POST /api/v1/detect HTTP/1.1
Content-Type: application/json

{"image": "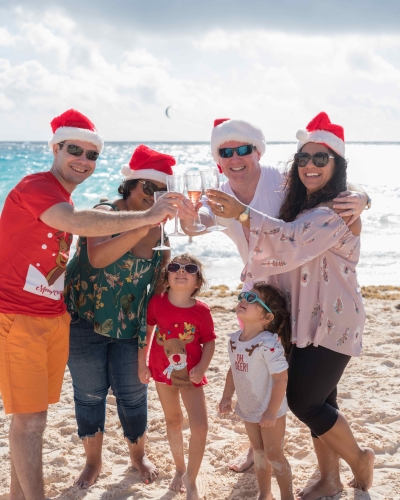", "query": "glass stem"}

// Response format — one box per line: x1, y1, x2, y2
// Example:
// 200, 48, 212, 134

174, 215, 179, 232
160, 223, 165, 246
